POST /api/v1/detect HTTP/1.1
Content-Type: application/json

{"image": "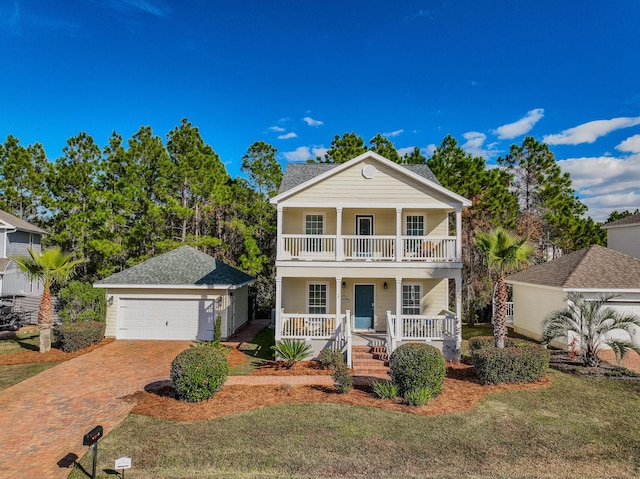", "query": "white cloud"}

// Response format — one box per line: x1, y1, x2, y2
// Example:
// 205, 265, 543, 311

461, 132, 498, 159
557, 154, 640, 221
269, 126, 285, 132
493, 109, 544, 140
425, 144, 437, 156
277, 132, 297, 140
383, 129, 404, 138
303, 117, 323, 127
543, 116, 640, 145
616, 134, 640, 153
103, 0, 171, 17
312, 147, 328, 158
283, 146, 312, 162
397, 147, 415, 157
